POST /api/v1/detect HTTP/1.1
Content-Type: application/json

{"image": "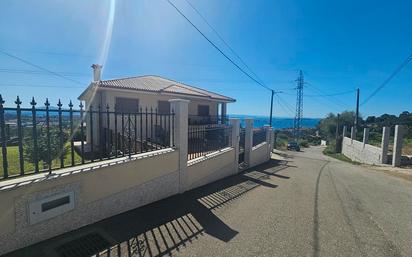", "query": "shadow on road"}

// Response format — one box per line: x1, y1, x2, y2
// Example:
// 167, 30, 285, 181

6, 159, 292, 257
